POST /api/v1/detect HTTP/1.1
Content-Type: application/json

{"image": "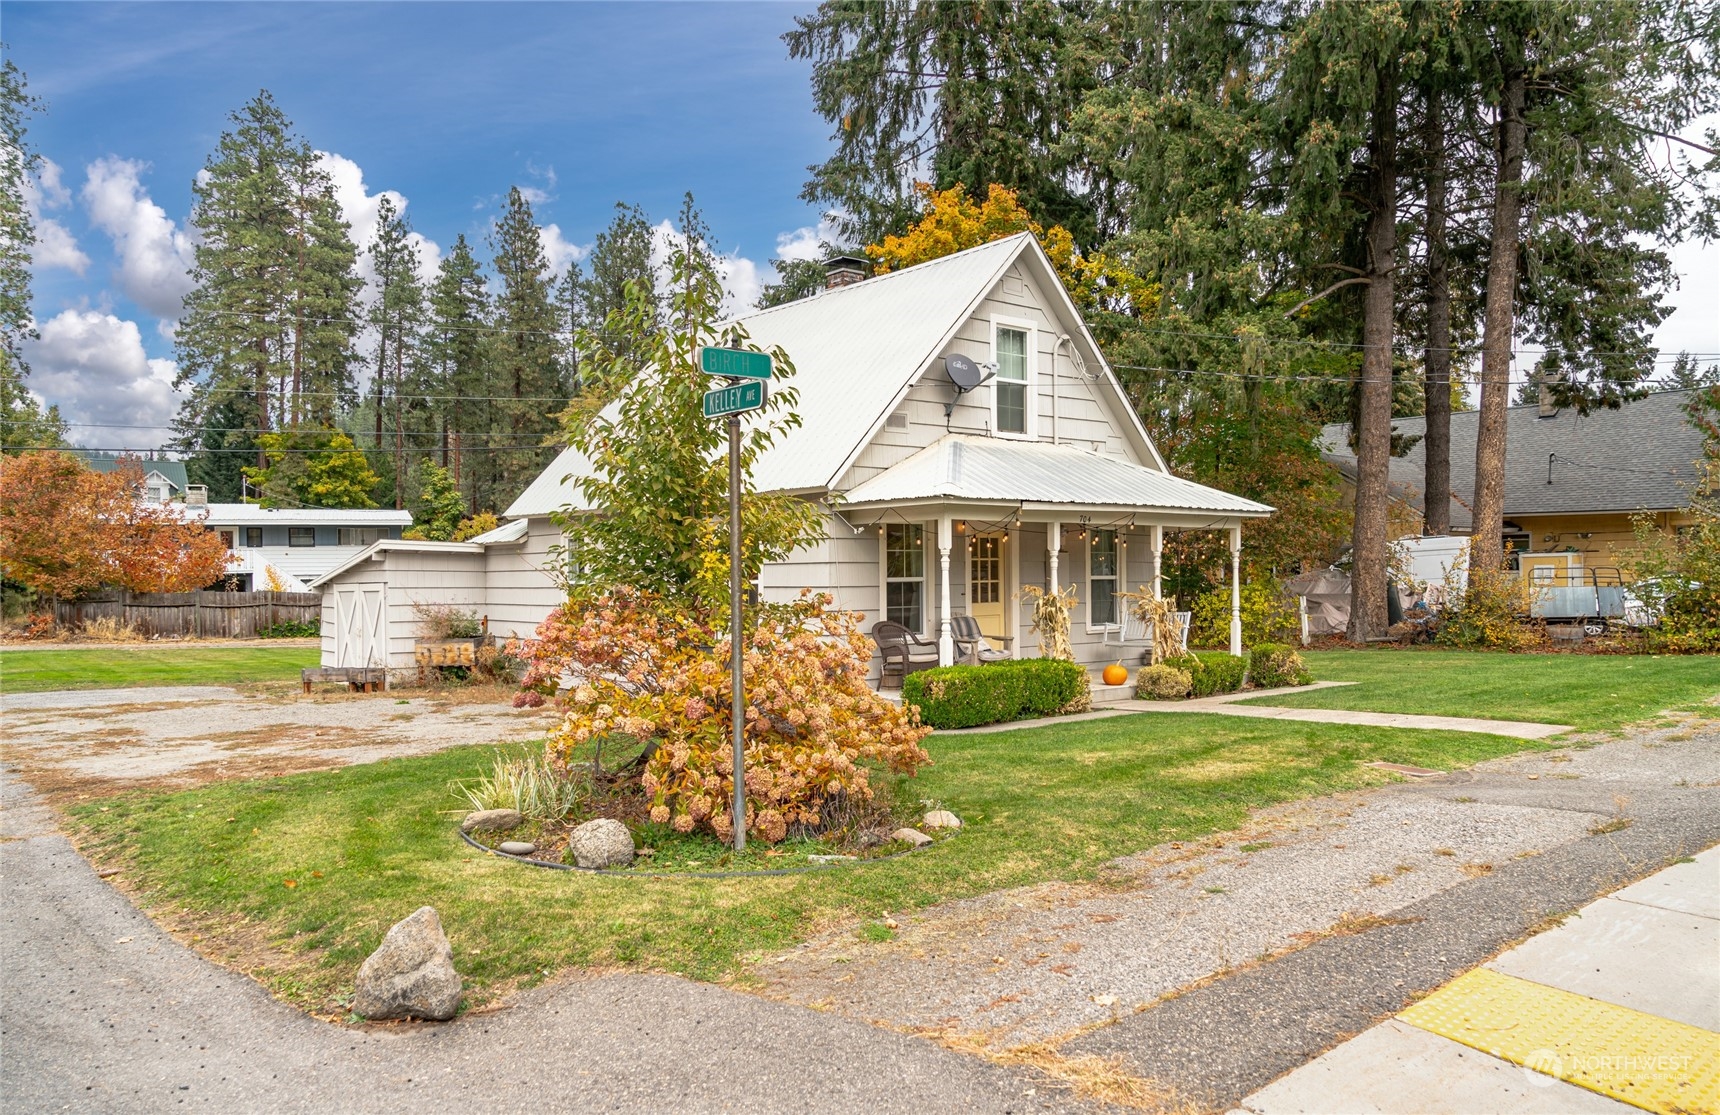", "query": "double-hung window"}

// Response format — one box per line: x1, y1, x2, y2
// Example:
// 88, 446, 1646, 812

1090, 529, 1119, 626
288, 527, 316, 548
884, 524, 926, 633
245, 527, 263, 548
994, 321, 1030, 435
